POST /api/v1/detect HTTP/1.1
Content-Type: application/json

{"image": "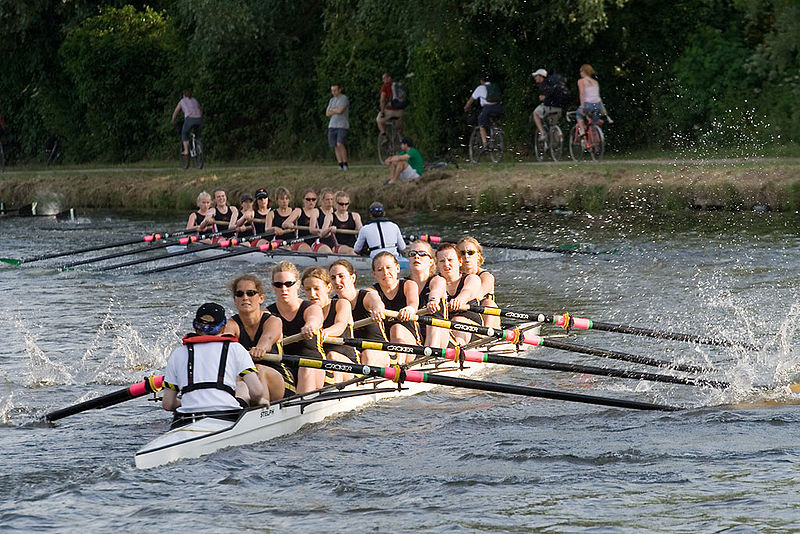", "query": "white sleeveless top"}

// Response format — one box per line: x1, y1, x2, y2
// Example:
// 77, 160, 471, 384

583, 84, 601, 103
